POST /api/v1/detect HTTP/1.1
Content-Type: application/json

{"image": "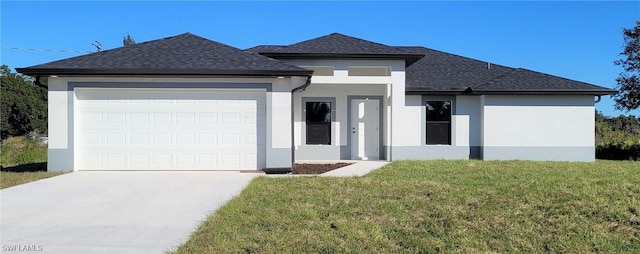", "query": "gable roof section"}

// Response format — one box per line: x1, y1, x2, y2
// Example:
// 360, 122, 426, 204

247, 33, 424, 64
17, 33, 312, 77
401, 46, 616, 95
